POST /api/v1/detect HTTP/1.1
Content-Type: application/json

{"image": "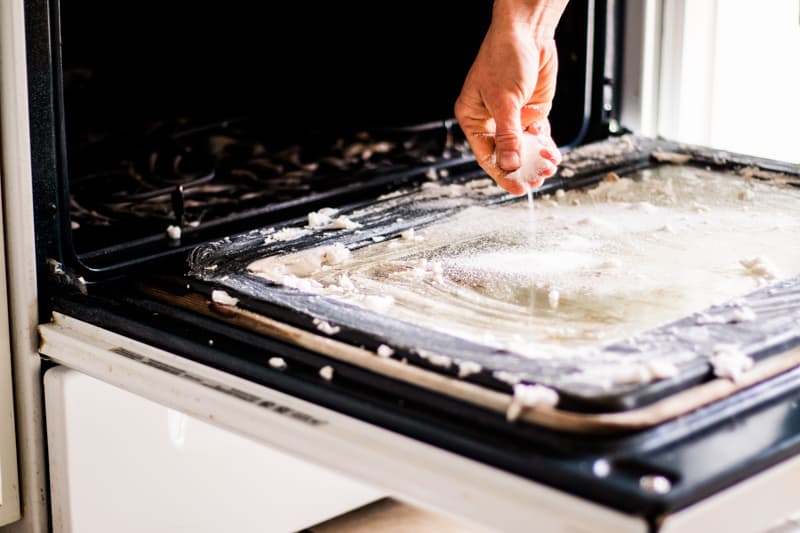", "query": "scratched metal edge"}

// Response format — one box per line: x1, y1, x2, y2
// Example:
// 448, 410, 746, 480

184, 135, 800, 413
